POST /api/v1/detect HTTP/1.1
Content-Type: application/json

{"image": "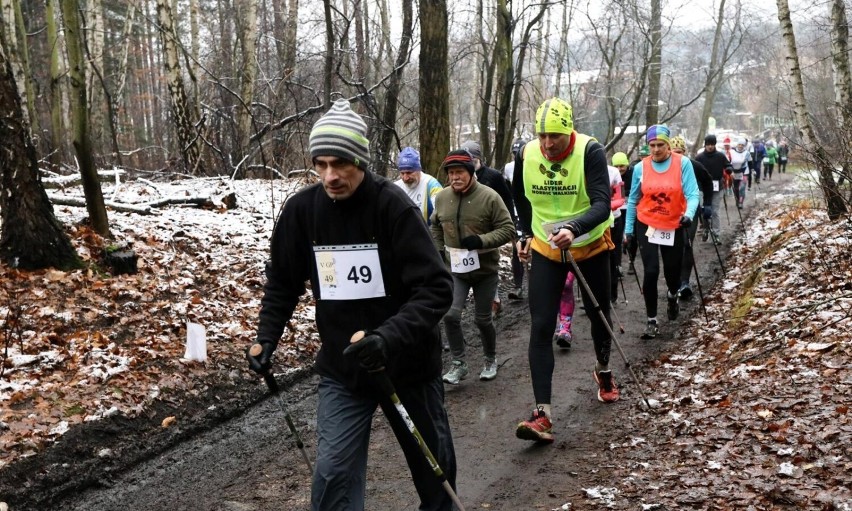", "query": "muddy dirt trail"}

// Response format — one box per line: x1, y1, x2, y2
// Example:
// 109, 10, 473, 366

9, 179, 790, 511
